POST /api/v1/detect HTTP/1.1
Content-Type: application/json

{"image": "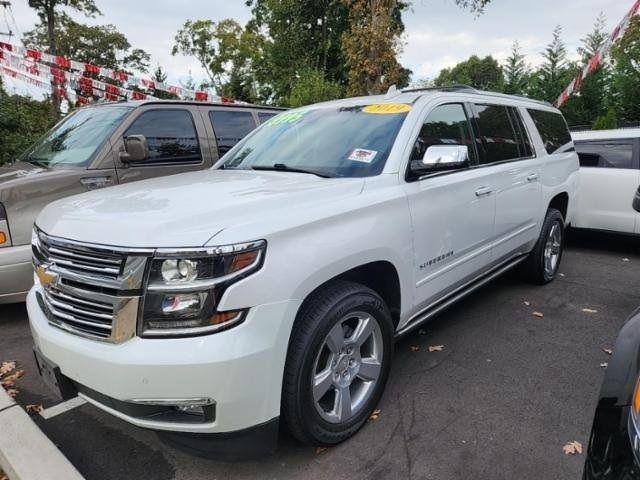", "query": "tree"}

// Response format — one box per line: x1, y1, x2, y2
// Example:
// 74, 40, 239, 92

172, 18, 264, 102
24, 14, 150, 72
341, 0, 411, 96
592, 108, 618, 130
288, 68, 345, 107
0, 78, 56, 165
531, 25, 574, 103
503, 41, 529, 95
609, 16, 640, 124
435, 55, 503, 91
